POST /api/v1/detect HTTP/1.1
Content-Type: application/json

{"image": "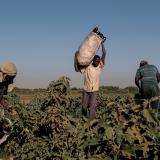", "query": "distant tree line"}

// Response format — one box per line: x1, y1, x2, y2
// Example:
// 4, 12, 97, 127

12, 86, 138, 95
